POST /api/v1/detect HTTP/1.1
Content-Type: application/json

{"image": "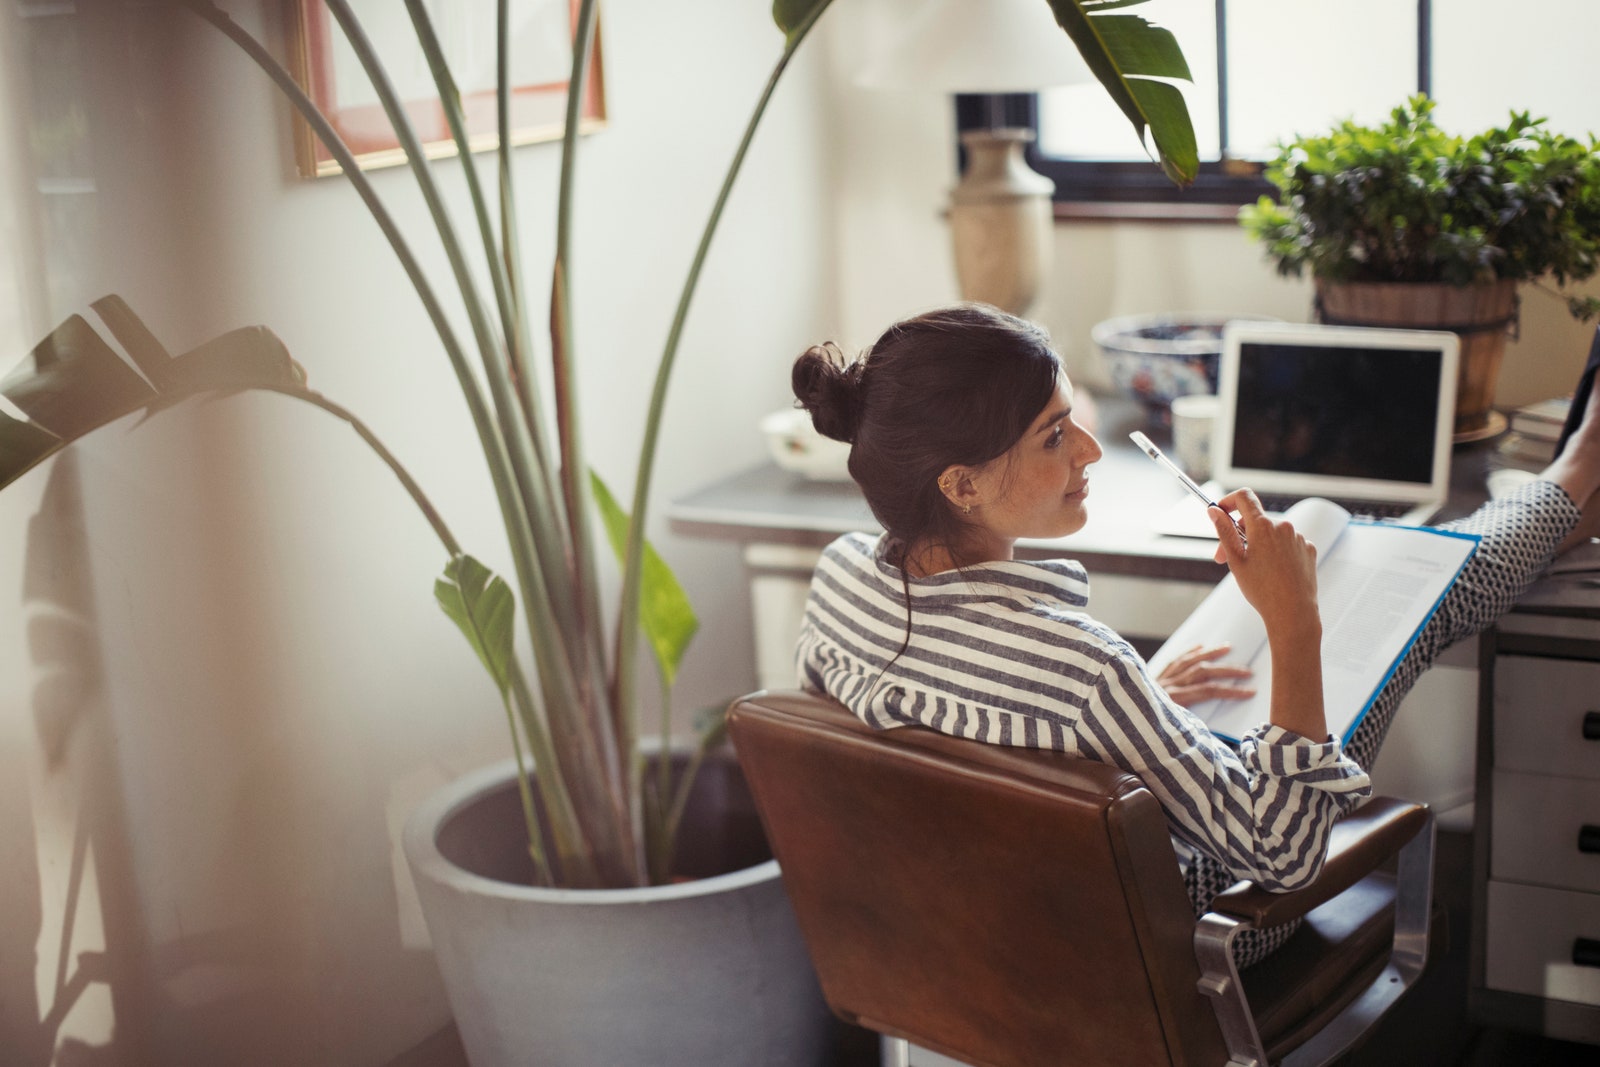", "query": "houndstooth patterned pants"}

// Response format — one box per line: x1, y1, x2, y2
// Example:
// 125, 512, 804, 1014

1184, 479, 1583, 968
